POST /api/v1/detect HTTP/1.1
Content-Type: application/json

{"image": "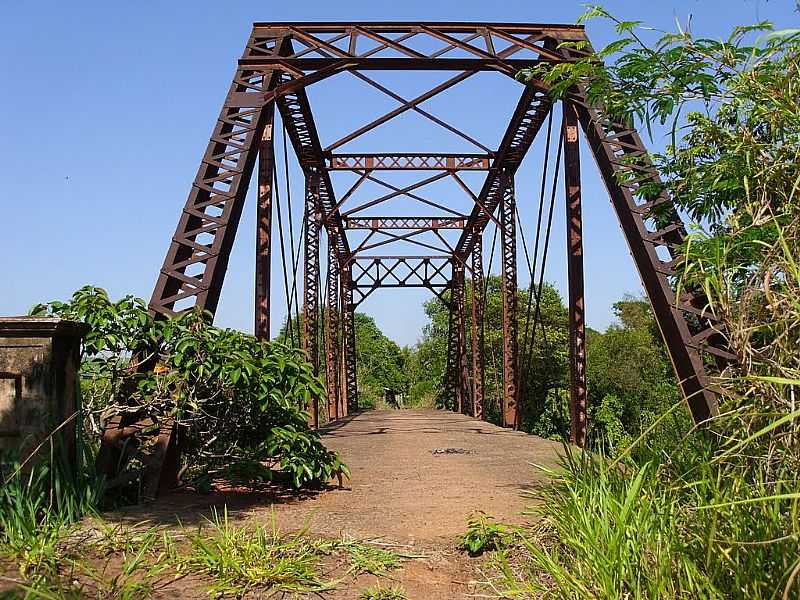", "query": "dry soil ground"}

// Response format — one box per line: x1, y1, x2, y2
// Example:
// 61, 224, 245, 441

109, 409, 565, 598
